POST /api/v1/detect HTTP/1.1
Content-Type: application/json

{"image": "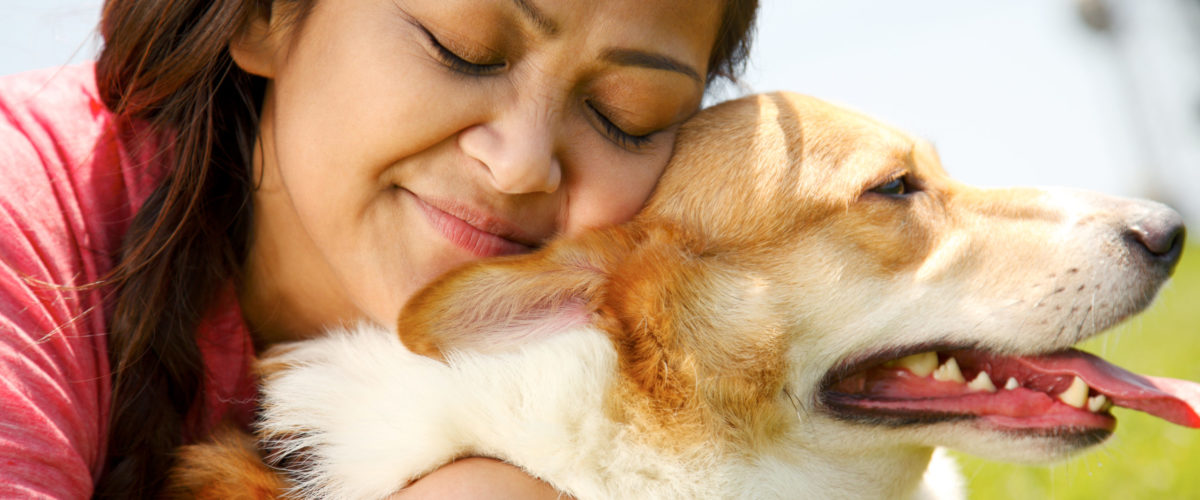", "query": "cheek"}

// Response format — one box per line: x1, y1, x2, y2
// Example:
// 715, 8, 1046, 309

560, 136, 672, 234
838, 199, 940, 276
270, 2, 492, 180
